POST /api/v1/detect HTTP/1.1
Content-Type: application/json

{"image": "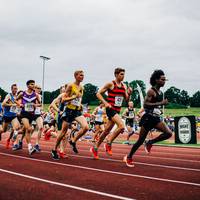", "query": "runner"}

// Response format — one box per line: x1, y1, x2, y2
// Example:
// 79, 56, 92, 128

0, 84, 21, 151
33, 85, 43, 152
122, 101, 137, 145
90, 67, 132, 159
92, 103, 106, 142
43, 107, 57, 140
16, 80, 41, 155
51, 70, 89, 160
49, 84, 68, 156
123, 70, 172, 167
